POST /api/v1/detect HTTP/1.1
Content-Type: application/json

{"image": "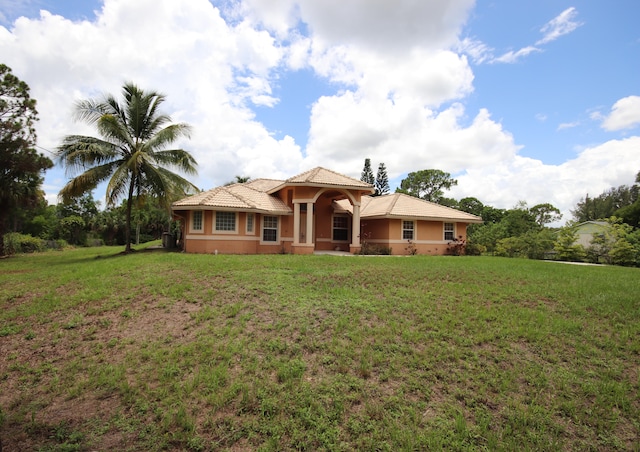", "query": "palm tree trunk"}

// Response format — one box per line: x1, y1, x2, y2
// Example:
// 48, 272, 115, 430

124, 178, 136, 253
